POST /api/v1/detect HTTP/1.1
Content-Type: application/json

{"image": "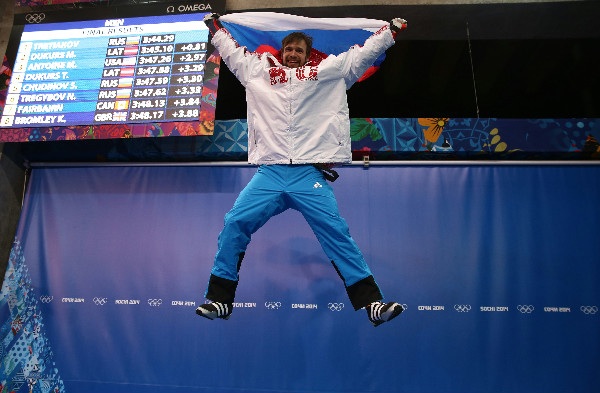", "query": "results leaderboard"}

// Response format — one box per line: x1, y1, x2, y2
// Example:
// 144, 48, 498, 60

1, 14, 210, 128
